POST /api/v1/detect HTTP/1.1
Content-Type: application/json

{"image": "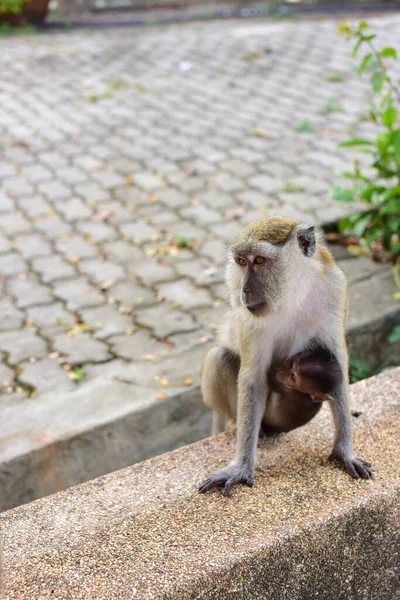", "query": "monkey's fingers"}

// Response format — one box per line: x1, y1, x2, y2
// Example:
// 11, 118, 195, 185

199, 475, 228, 494
329, 453, 373, 480
223, 476, 253, 497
